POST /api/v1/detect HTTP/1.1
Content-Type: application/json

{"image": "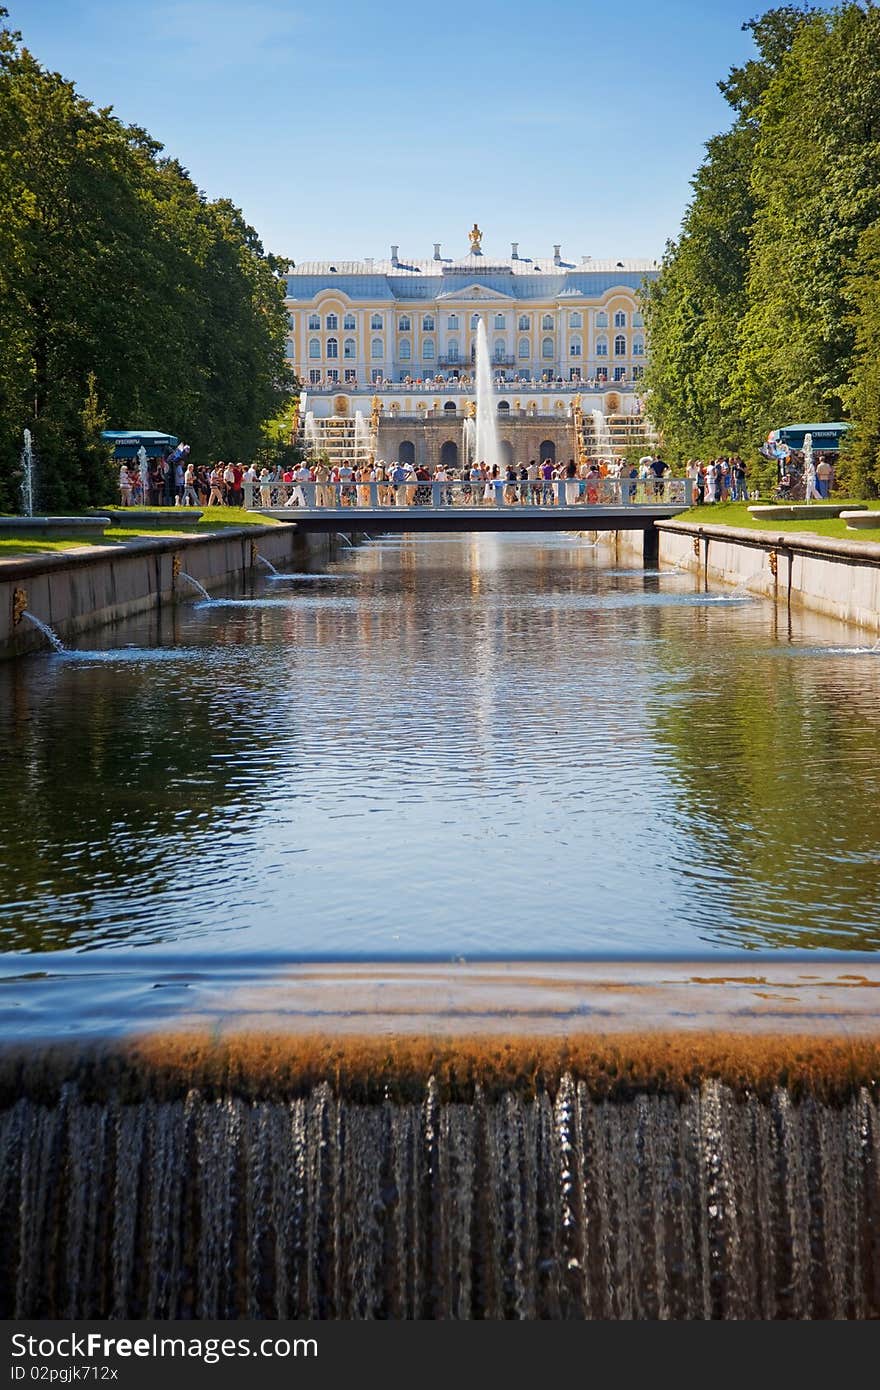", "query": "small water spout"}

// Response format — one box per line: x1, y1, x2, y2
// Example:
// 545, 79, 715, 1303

20, 611, 65, 653
177, 572, 211, 601
256, 554, 279, 575
336, 533, 354, 548
20, 429, 36, 517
